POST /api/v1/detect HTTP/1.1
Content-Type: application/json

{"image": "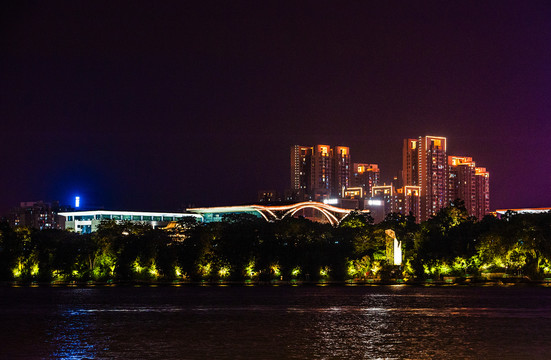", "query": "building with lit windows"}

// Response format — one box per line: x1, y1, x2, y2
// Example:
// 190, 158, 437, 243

402, 138, 418, 187
290, 144, 350, 202
448, 156, 490, 219
402, 136, 448, 222
448, 156, 477, 215
311, 144, 333, 200
351, 163, 380, 198
474, 167, 490, 219
369, 185, 396, 222
343, 187, 364, 200
7, 201, 70, 230
257, 190, 280, 203
290, 145, 312, 200
403, 136, 490, 222
397, 185, 422, 221
59, 210, 202, 234
369, 184, 421, 222
418, 136, 448, 221
333, 146, 350, 197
